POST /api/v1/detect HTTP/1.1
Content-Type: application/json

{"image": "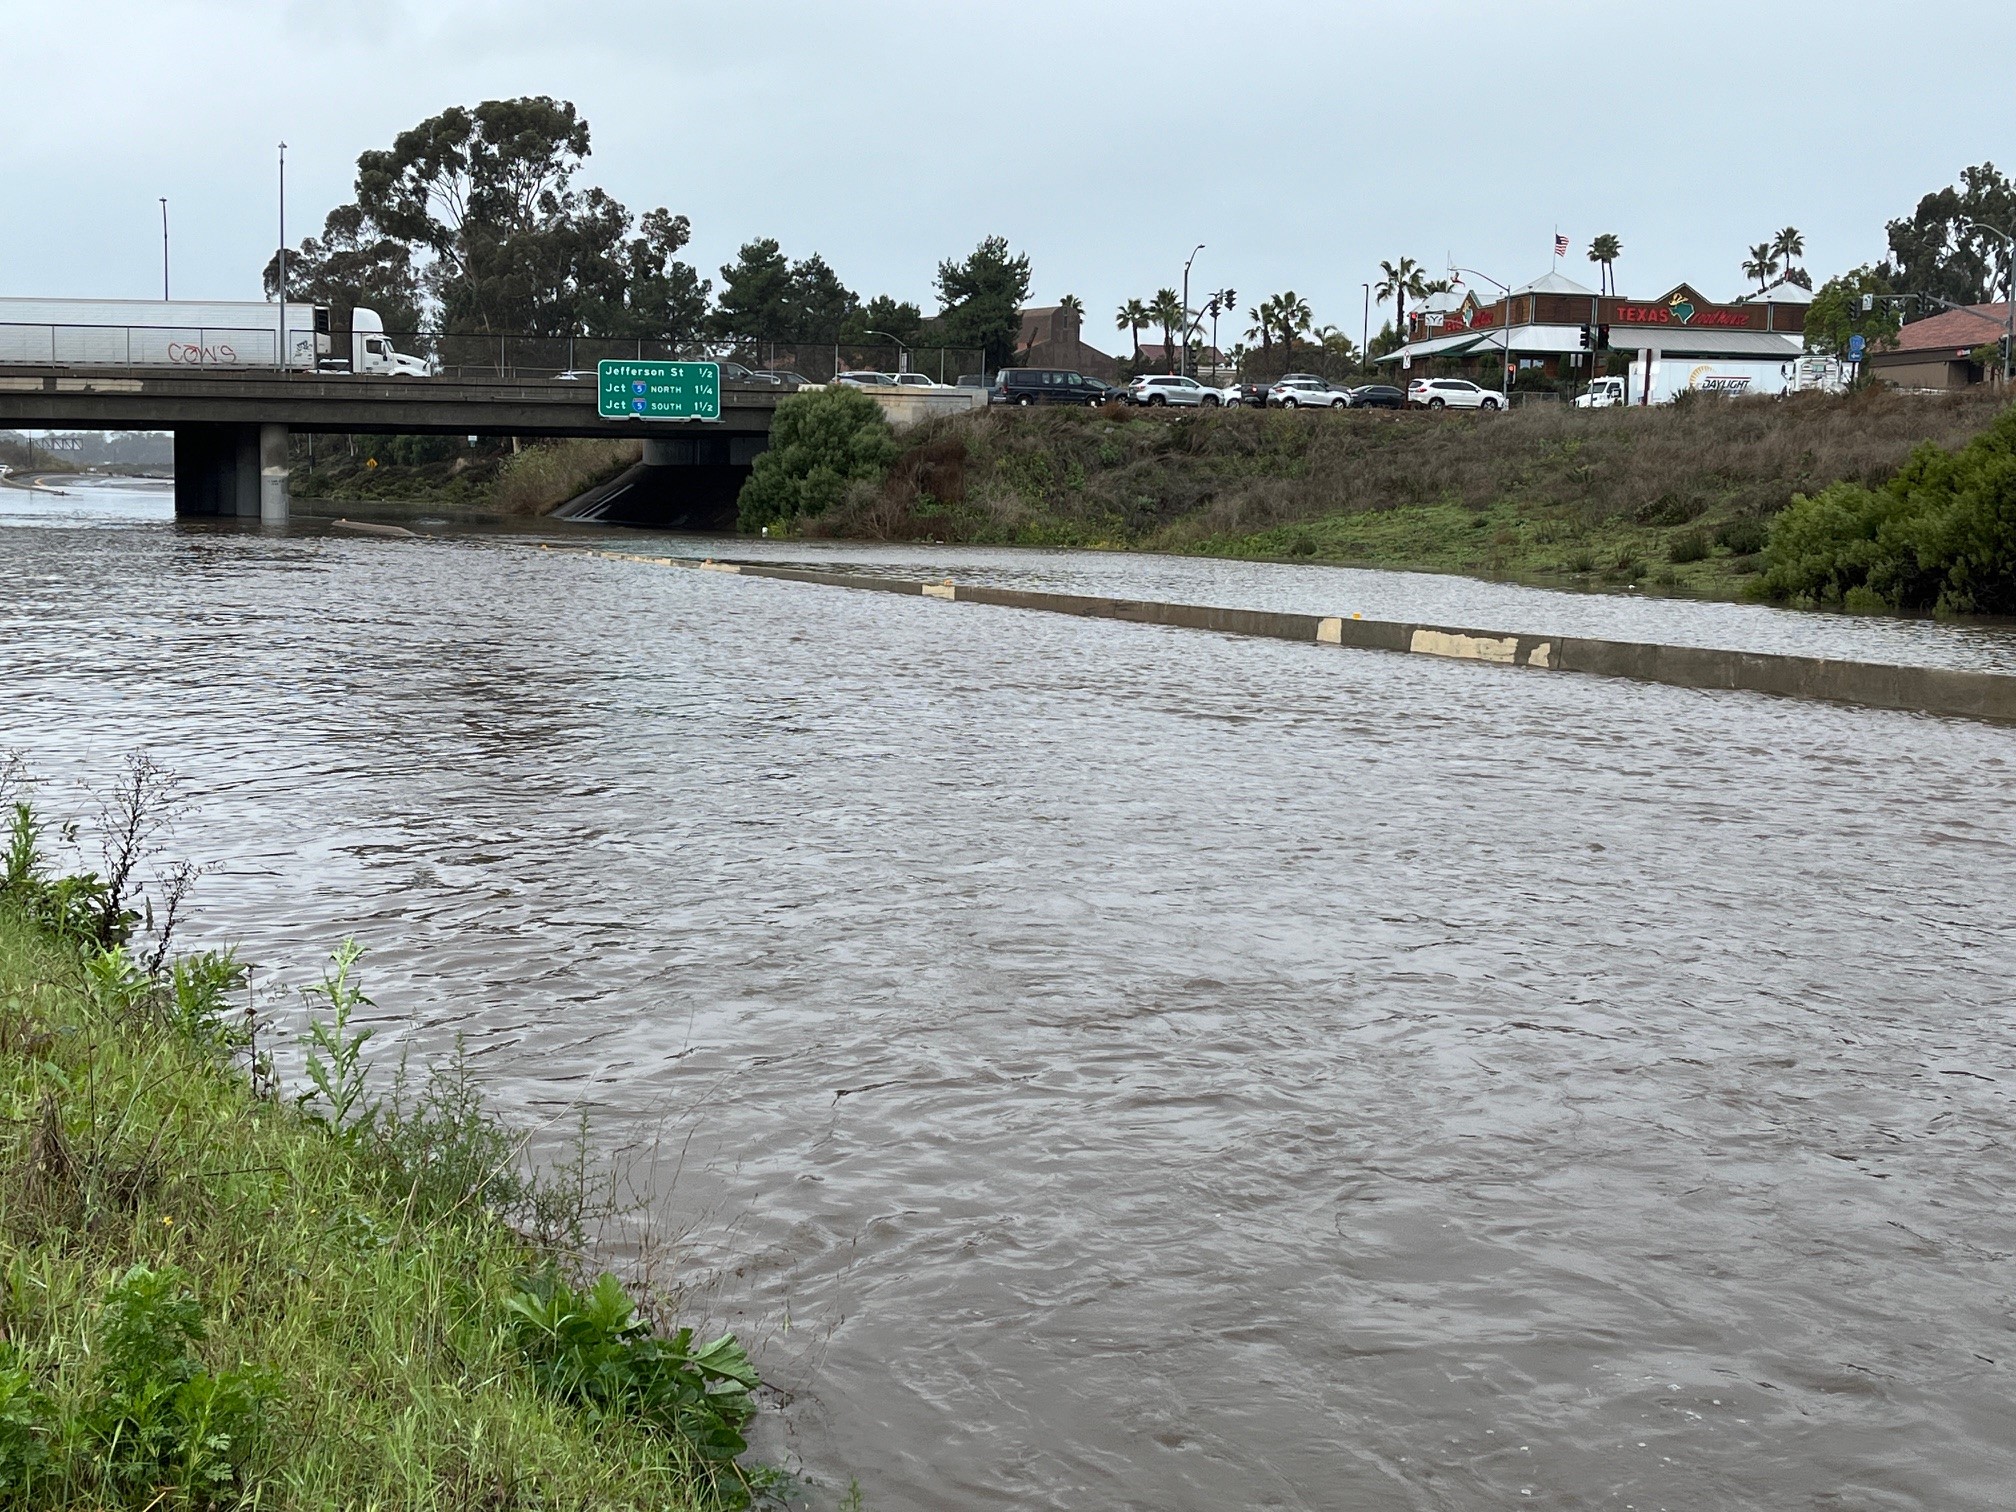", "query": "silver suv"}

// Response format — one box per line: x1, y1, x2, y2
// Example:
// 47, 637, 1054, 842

1126, 374, 1221, 407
